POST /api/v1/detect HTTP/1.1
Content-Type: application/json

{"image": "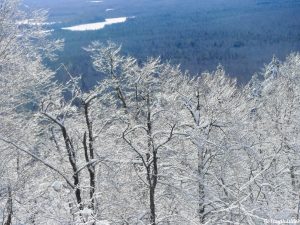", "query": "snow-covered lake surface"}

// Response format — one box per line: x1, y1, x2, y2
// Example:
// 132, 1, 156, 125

62, 17, 128, 31
17, 20, 58, 26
